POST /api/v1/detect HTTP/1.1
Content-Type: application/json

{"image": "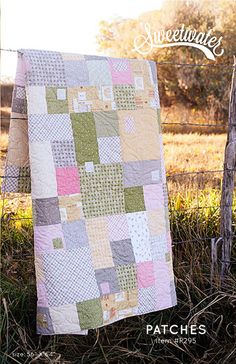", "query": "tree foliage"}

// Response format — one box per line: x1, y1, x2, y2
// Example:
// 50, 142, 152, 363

97, 0, 236, 122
